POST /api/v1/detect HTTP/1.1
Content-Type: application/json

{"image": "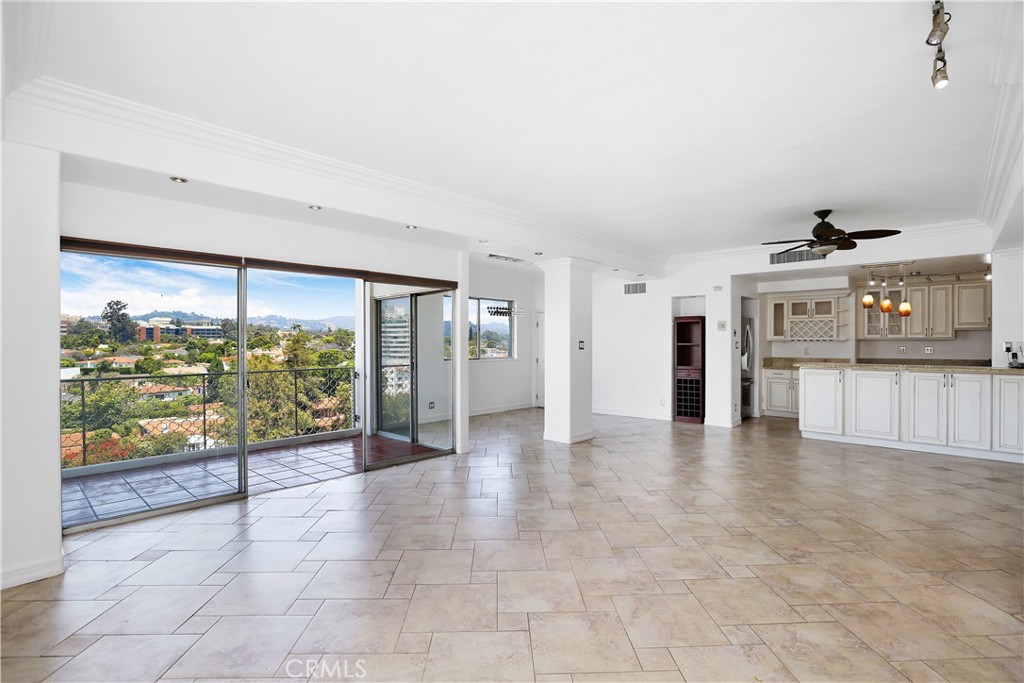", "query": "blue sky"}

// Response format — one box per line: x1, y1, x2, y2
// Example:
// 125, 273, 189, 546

61, 253, 356, 320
